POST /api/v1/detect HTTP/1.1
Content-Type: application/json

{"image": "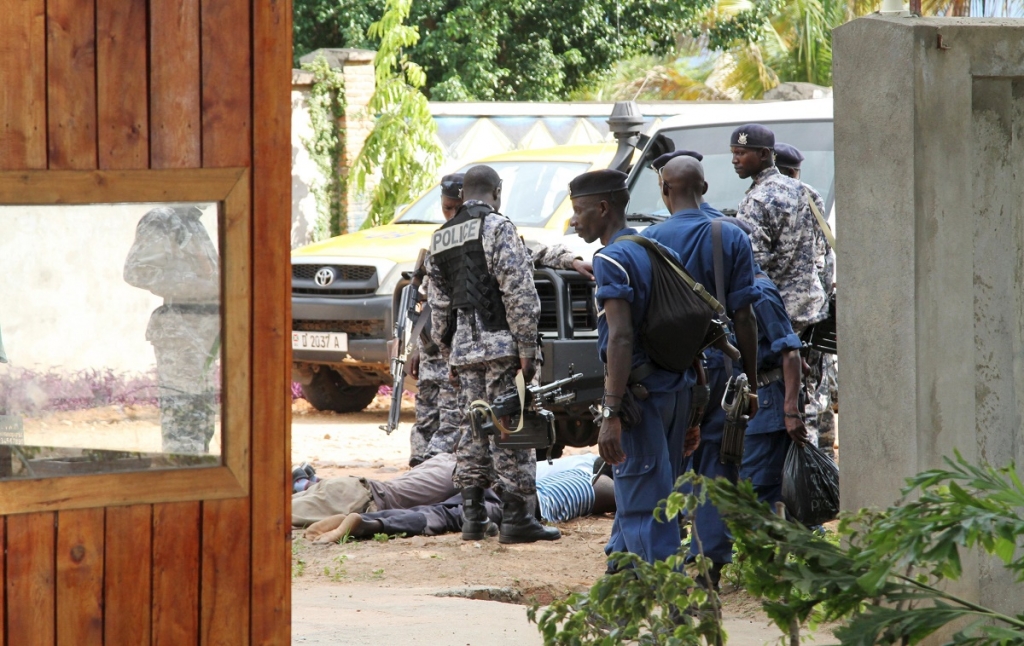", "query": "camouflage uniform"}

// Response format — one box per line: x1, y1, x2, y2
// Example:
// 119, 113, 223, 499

737, 167, 828, 332
800, 182, 838, 457
427, 201, 541, 497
